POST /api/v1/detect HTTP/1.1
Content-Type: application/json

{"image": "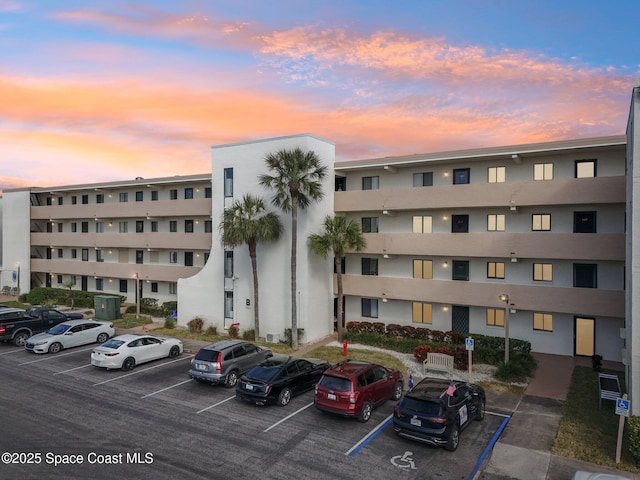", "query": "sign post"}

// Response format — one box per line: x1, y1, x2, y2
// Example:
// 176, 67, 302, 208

465, 337, 474, 382
615, 394, 629, 464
